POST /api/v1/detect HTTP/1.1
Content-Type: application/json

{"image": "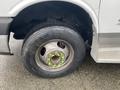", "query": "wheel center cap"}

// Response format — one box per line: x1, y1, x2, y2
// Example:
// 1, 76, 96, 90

47, 51, 65, 68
